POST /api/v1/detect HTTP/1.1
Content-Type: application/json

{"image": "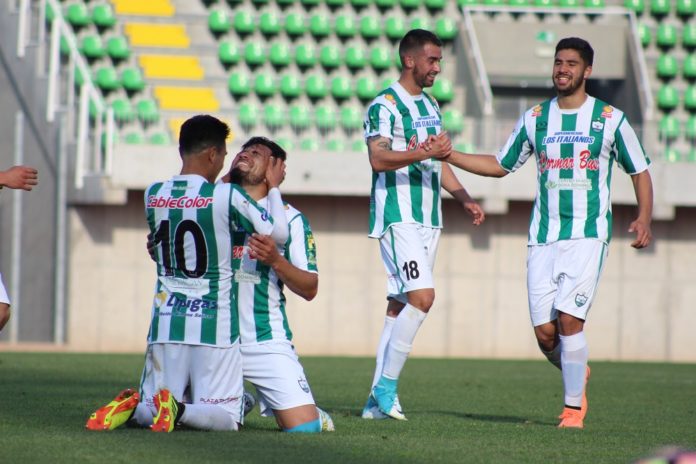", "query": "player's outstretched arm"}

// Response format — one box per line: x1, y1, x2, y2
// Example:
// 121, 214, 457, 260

248, 234, 318, 301
441, 163, 485, 226
628, 170, 653, 249
446, 151, 508, 178
0, 165, 38, 191
367, 135, 447, 172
